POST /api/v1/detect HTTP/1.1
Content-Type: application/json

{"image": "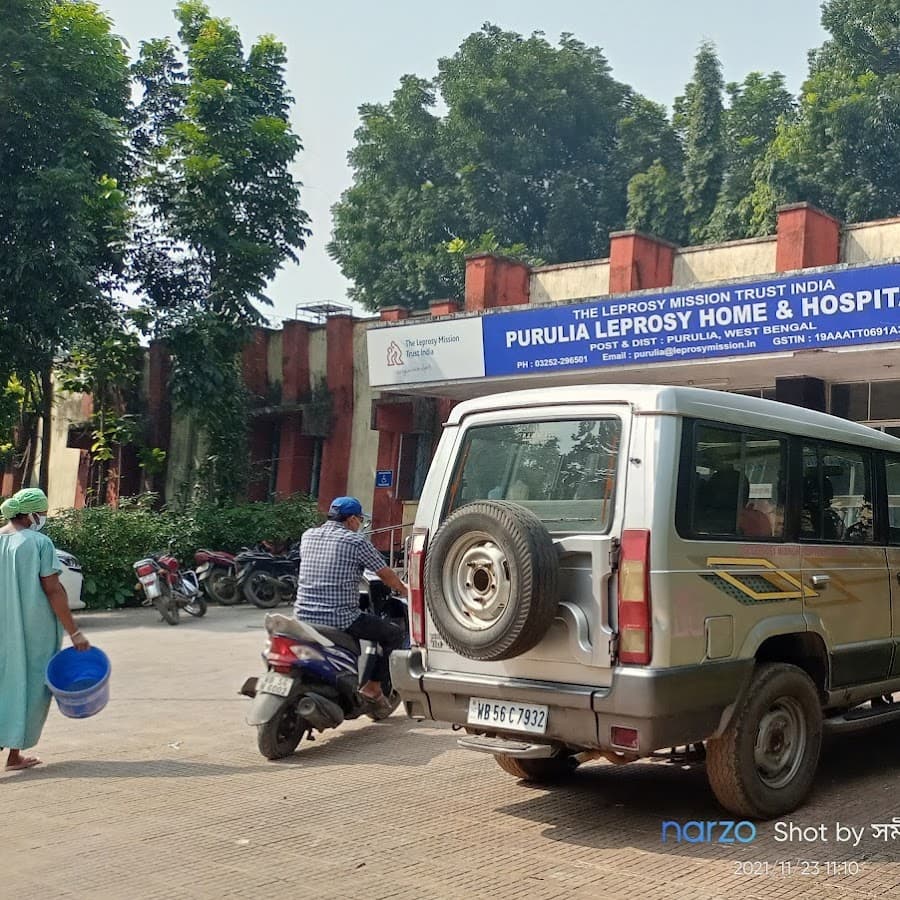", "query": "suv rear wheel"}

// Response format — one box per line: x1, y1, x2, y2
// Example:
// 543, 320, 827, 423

706, 662, 822, 819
